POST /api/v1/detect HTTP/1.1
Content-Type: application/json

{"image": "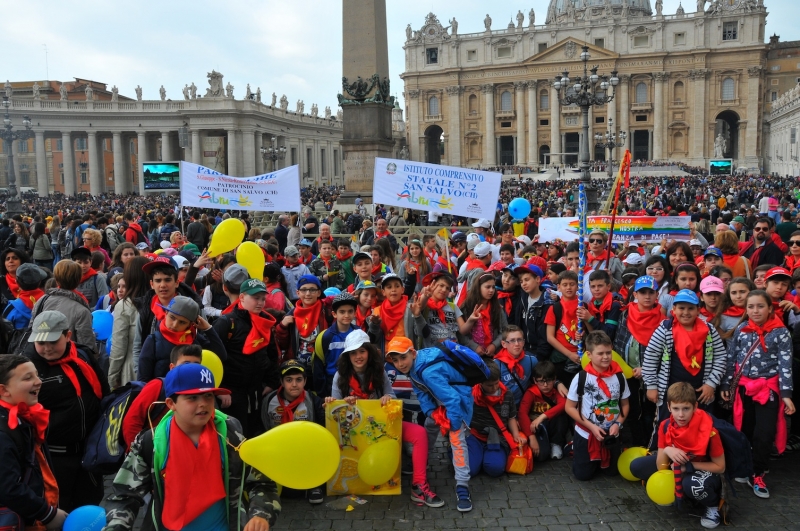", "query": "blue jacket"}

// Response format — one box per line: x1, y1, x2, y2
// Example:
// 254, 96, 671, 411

496, 353, 537, 405
408, 347, 474, 430
138, 325, 226, 381
4, 298, 33, 330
